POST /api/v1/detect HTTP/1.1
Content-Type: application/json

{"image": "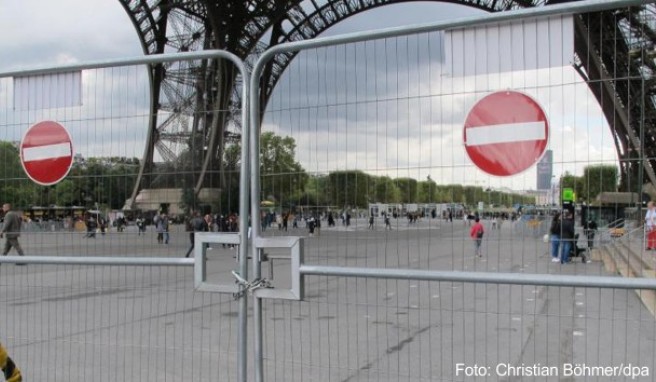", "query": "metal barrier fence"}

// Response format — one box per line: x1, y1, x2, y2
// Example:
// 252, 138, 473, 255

0, 50, 251, 381
1, 1, 656, 381
249, 0, 656, 381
